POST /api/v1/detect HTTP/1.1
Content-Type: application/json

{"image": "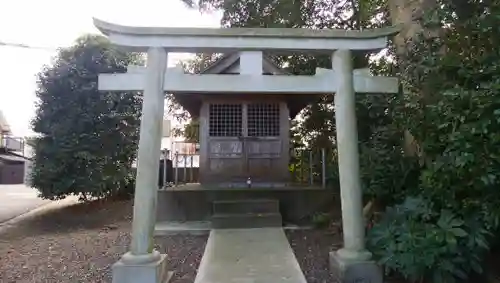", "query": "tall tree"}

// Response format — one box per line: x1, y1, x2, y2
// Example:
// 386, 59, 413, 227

31, 35, 143, 200
386, 0, 438, 158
